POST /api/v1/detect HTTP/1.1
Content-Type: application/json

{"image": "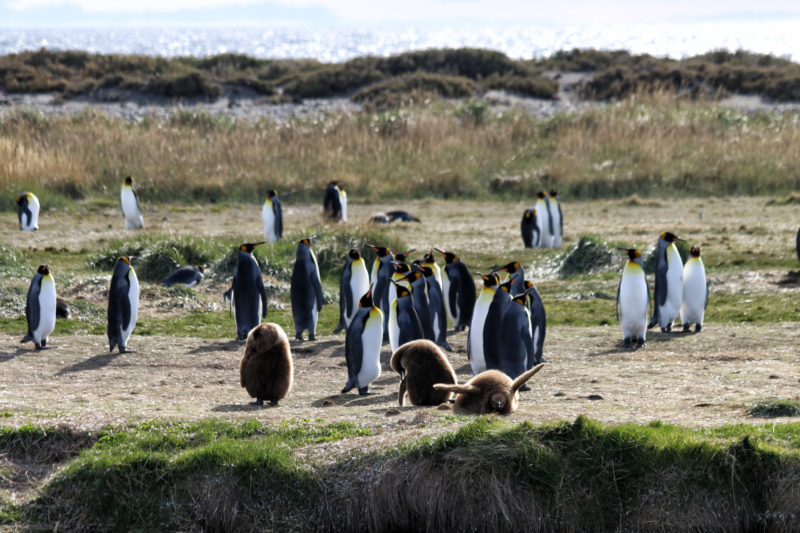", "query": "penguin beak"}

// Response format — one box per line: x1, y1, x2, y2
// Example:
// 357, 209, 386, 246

433, 248, 446, 255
